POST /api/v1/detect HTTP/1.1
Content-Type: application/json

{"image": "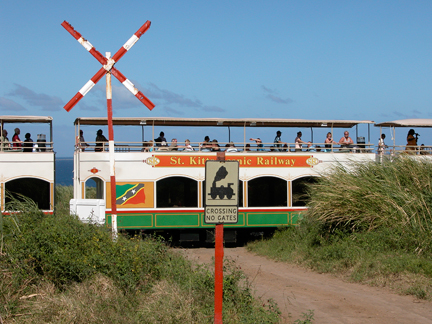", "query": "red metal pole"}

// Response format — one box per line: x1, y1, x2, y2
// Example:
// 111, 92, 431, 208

214, 223, 224, 324
106, 53, 117, 241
